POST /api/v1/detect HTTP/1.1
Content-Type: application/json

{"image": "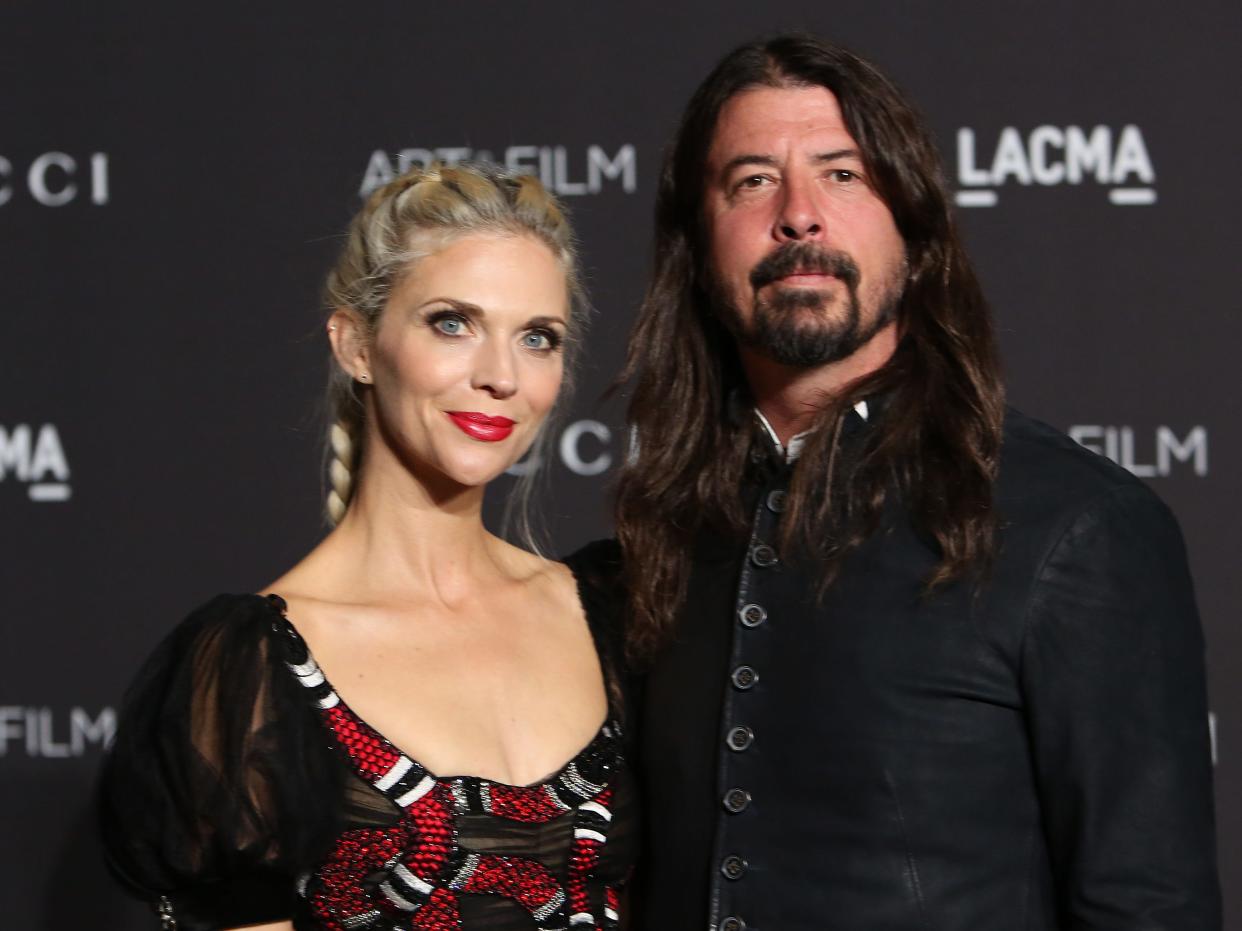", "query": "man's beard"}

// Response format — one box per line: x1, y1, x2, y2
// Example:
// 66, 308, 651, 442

713, 242, 905, 368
